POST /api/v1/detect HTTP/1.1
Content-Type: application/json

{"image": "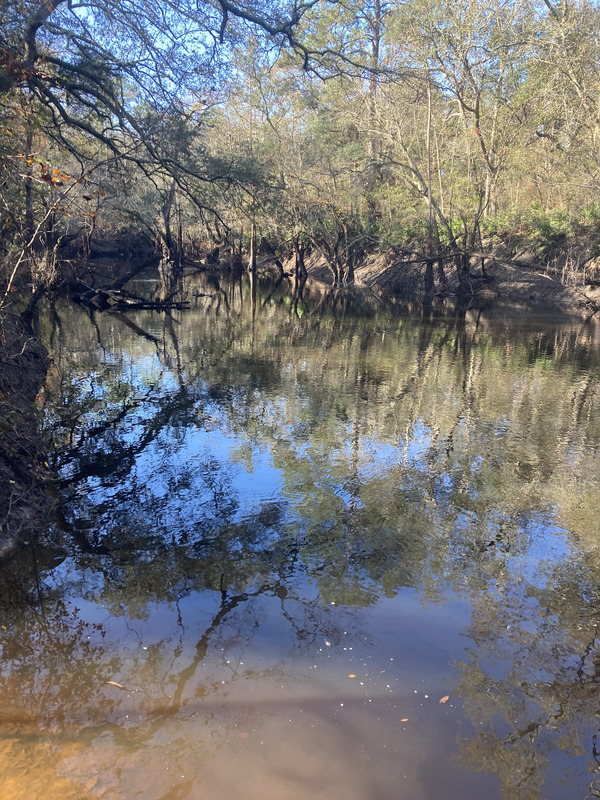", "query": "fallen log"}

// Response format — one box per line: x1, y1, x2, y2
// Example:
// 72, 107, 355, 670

69, 280, 190, 311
